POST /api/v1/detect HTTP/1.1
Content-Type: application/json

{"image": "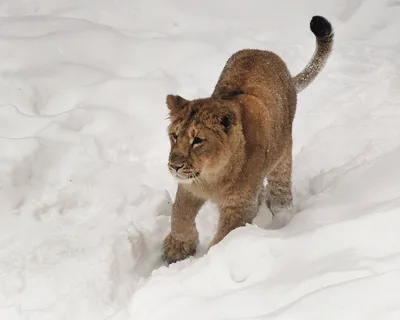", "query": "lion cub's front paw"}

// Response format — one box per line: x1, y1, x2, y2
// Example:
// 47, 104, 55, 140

163, 233, 197, 265
268, 205, 295, 230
